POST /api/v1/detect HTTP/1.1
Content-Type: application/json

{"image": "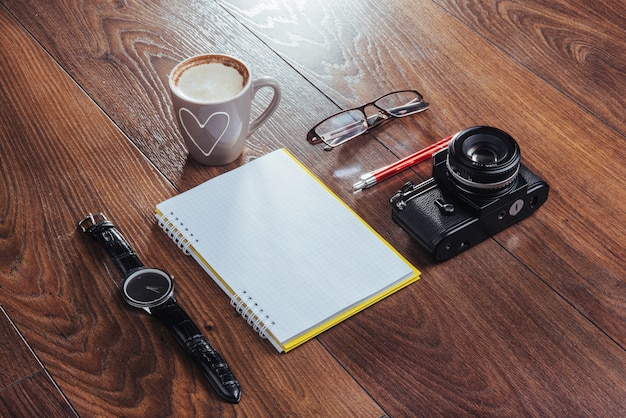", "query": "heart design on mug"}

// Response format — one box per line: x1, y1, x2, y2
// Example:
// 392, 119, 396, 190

179, 108, 230, 157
